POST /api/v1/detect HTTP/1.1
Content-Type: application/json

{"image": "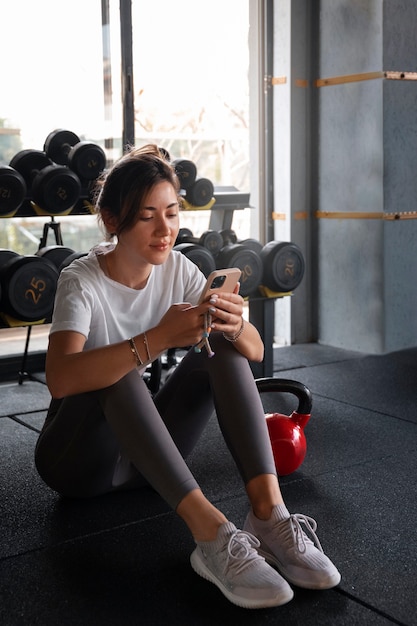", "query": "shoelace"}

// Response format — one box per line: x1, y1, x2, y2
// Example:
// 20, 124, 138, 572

223, 529, 262, 576
289, 514, 324, 555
